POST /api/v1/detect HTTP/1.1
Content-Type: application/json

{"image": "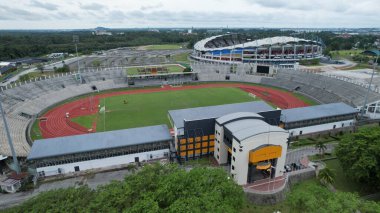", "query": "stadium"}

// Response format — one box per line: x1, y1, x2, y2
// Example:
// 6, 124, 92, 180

192, 34, 323, 68
0, 38, 380, 191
